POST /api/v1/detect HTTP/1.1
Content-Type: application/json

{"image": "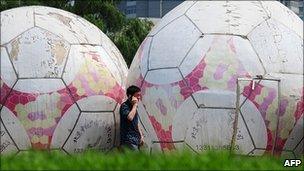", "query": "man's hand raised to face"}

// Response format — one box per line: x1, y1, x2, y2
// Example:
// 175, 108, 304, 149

131, 96, 139, 106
